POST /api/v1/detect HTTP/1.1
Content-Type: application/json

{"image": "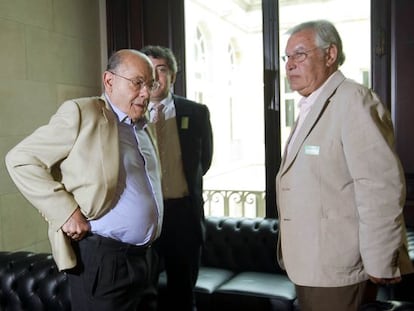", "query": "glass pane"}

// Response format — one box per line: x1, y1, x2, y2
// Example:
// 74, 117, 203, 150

279, 0, 371, 154
185, 0, 265, 218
